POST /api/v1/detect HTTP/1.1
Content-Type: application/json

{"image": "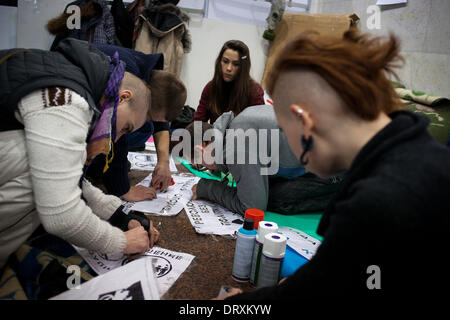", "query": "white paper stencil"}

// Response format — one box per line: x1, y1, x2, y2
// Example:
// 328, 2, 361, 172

73, 246, 195, 297
127, 152, 178, 172
51, 258, 160, 300
184, 199, 244, 236
127, 174, 200, 216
